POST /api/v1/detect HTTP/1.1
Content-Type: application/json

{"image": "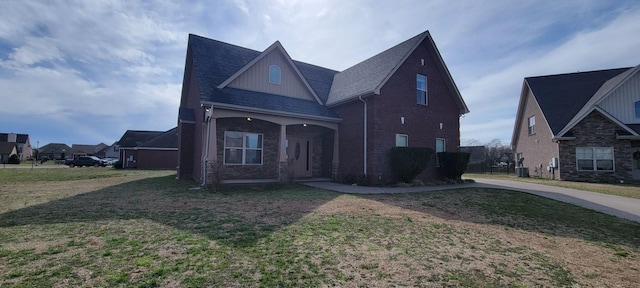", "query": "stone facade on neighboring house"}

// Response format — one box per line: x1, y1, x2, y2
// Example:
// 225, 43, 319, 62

512, 65, 640, 183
